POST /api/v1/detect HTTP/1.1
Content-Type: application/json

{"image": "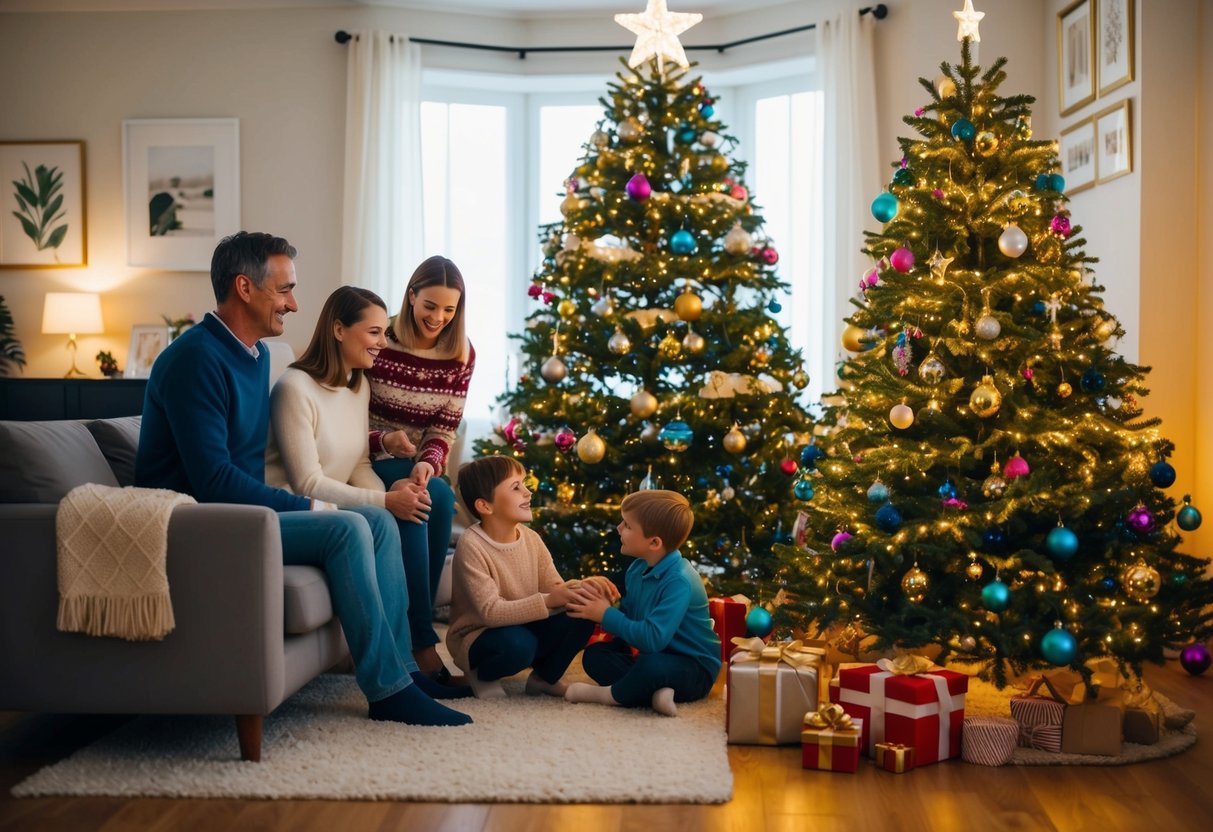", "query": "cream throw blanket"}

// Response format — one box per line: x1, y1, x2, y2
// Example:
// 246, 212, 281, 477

56, 483, 196, 641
